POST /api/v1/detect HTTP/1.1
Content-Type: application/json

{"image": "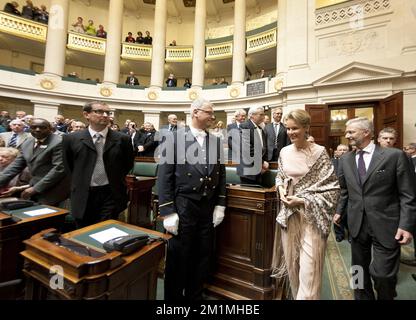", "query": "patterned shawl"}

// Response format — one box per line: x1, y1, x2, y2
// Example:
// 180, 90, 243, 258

276, 148, 340, 237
